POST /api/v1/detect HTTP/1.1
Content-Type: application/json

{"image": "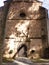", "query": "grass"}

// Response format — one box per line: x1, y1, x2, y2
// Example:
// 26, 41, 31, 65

3, 57, 49, 63
32, 58, 49, 63
3, 58, 14, 63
